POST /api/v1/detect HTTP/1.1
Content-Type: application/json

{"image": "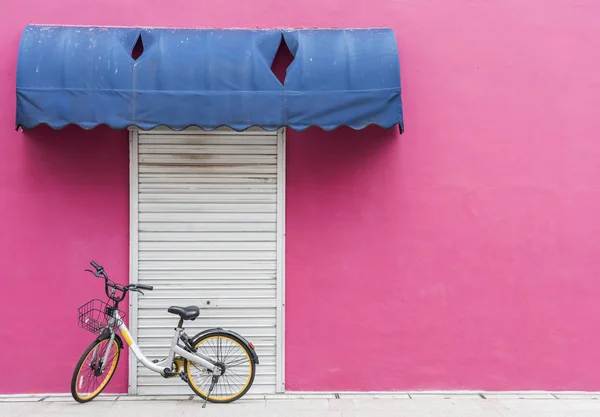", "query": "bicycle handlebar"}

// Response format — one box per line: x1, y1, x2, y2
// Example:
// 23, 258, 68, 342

136, 284, 154, 291
86, 261, 153, 302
